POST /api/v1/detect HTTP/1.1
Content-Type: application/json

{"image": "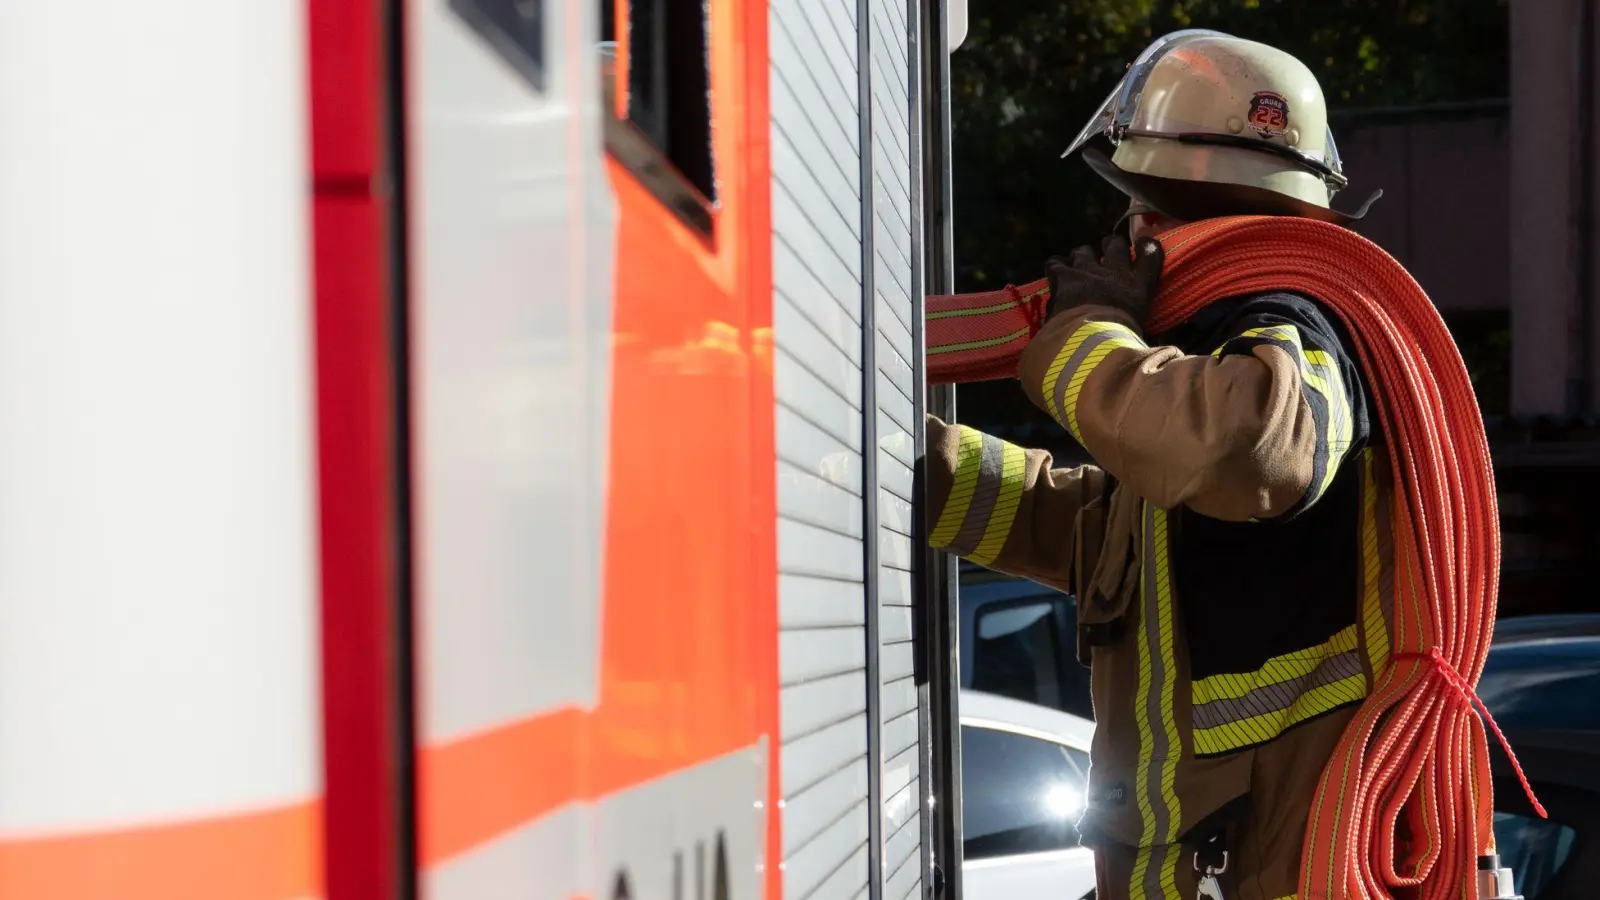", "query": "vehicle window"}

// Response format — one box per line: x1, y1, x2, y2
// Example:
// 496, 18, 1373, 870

972, 599, 1094, 720
597, 0, 716, 235
449, 0, 547, 92
1494, 811, 1577, 898
961, 725, 1089, 860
